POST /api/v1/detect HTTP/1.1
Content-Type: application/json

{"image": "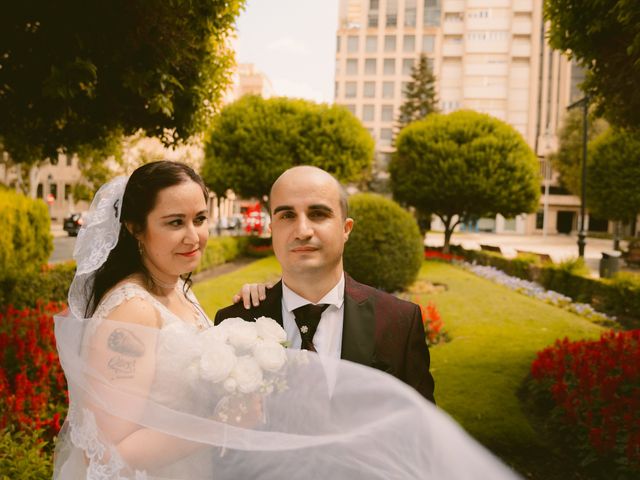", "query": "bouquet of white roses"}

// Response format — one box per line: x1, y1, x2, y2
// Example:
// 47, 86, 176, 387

198, 316, 288, 396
